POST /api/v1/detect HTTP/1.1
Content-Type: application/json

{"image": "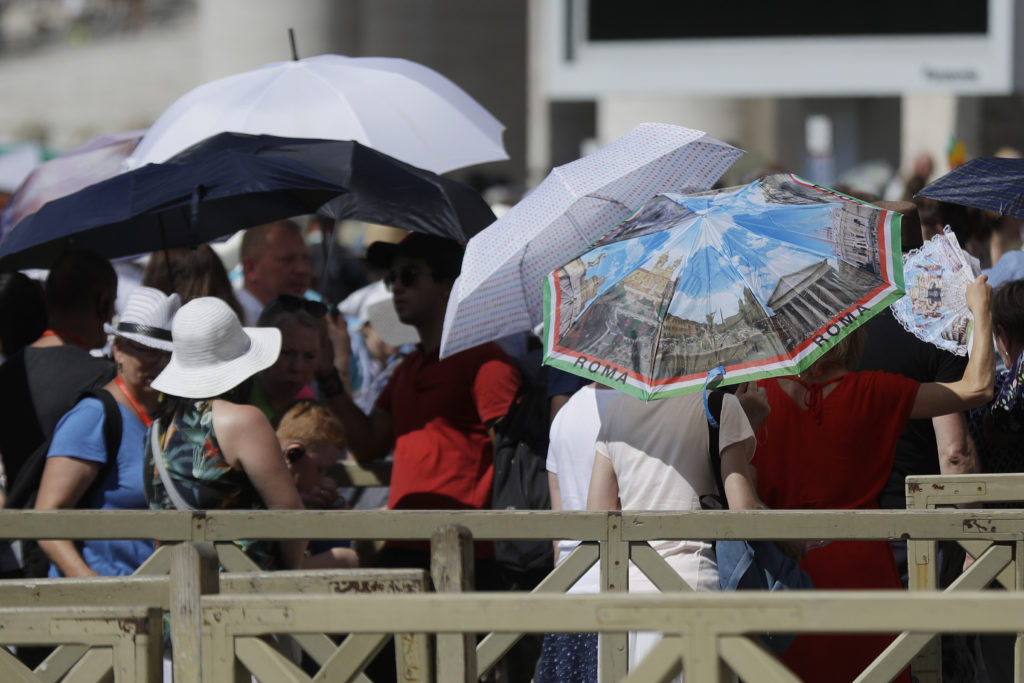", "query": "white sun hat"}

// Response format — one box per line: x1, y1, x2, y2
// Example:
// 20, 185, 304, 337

151, 296, 281, 399
337, 280, 419, 347
363, 284, 419, 347
104, 286, 181, 352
